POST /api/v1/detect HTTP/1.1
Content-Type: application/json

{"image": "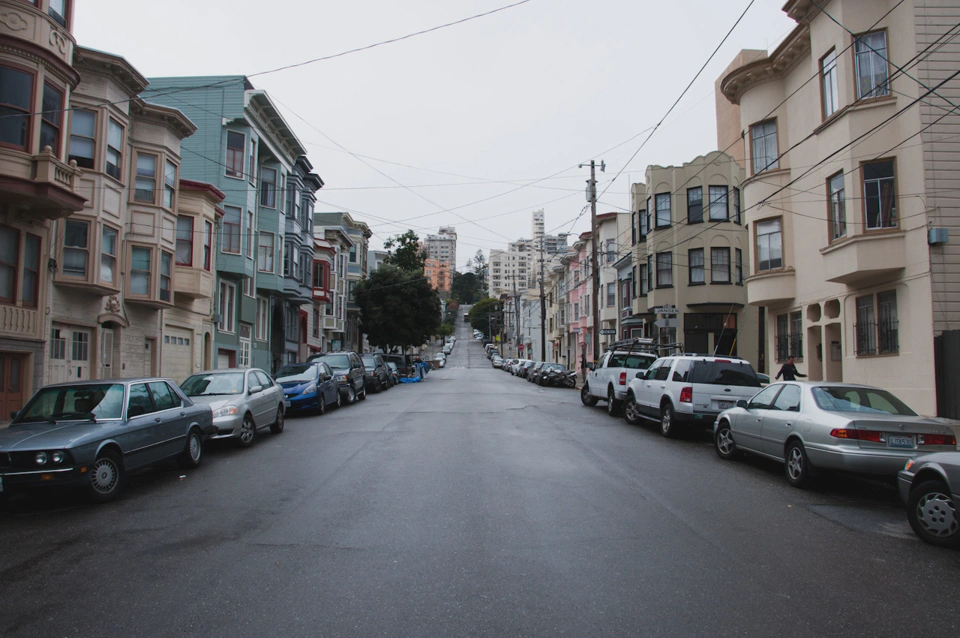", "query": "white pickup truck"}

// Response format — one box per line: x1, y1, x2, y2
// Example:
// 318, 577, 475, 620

581, 343, 657, 416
